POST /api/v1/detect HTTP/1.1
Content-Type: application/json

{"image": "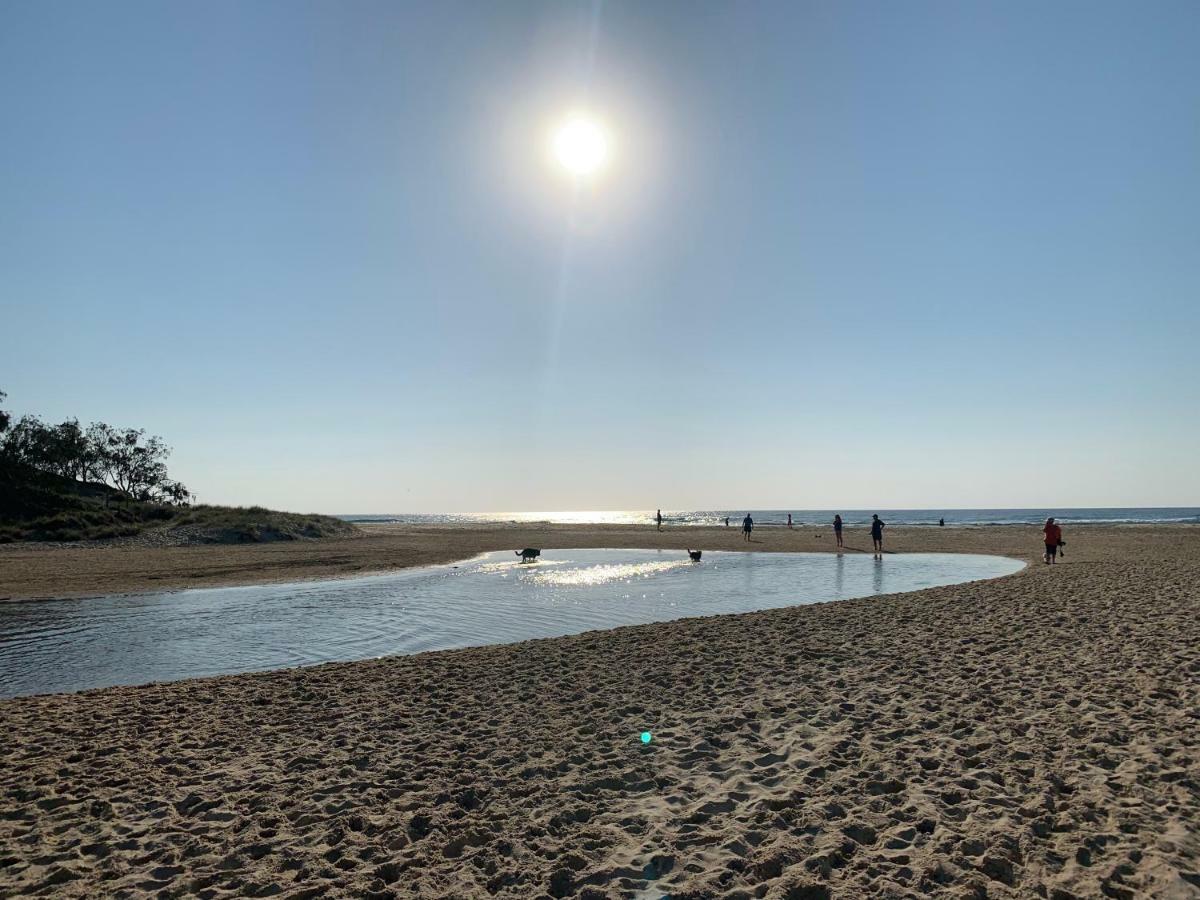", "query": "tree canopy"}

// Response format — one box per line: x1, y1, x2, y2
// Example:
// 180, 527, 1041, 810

0, 390, 190, 505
